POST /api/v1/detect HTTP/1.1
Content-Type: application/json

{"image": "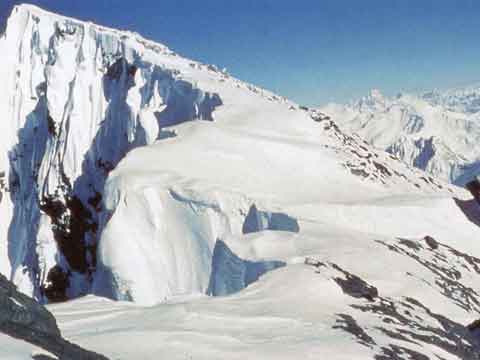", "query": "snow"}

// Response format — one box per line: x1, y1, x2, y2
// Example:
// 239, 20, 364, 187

48, 204, 480, 359
1, 4, 480, 360
0, 333, 57, 360
1, 2, 449, 301
91, 100, 466, 305
320, 89, 480, 185
0, 3, 253, 300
